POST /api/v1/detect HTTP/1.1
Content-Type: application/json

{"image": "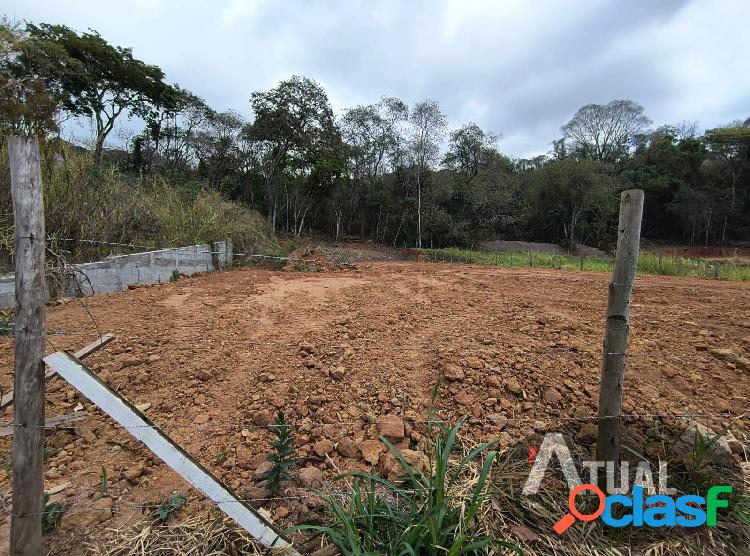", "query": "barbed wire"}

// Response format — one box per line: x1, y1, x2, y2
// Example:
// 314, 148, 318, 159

2, 409, 747, 434
7, 461, 750, 519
